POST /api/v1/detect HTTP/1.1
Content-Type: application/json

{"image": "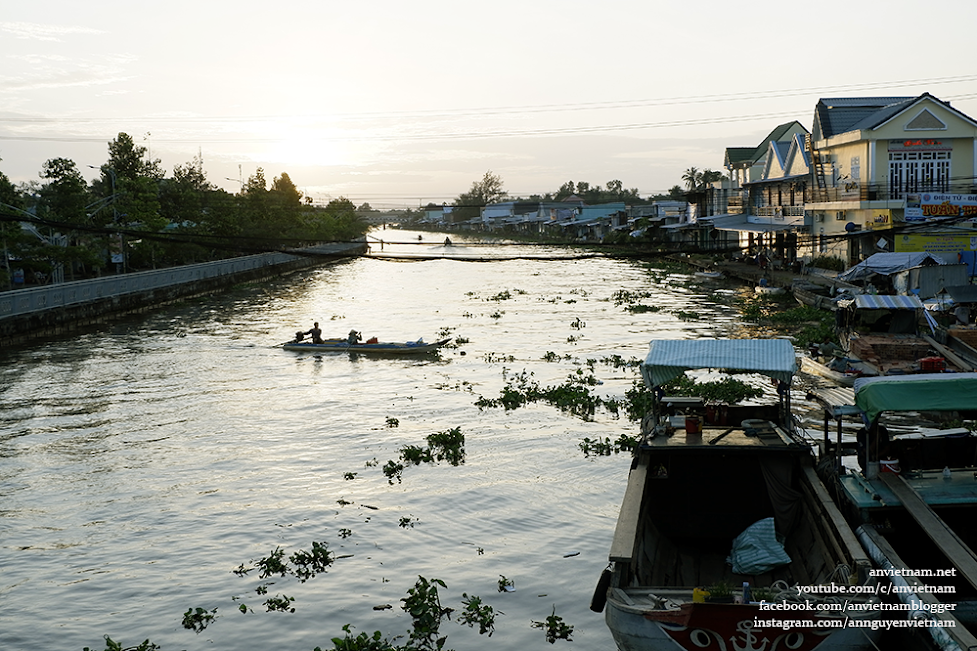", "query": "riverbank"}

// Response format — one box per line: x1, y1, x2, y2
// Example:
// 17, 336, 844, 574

0, 241, 366, 347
